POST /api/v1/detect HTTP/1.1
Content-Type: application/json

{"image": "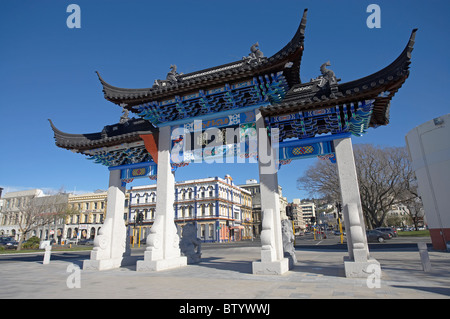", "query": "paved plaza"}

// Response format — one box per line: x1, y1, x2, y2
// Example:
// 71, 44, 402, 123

1, 241, 449, 300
